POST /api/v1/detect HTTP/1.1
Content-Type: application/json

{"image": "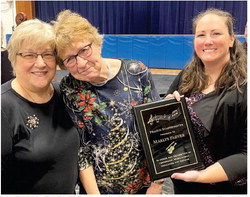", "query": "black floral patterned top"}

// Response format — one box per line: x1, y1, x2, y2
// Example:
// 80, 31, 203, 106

60, 59, 160, 194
